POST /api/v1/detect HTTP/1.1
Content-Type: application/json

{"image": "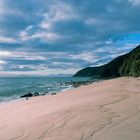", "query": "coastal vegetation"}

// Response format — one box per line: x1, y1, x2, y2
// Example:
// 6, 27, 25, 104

74, 45, 140, 78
